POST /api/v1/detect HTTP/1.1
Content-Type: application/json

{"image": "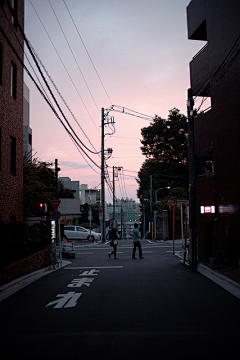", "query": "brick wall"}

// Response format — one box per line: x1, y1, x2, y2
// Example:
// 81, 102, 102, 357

0, 248, 51, 287
0, 0, 24, 222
